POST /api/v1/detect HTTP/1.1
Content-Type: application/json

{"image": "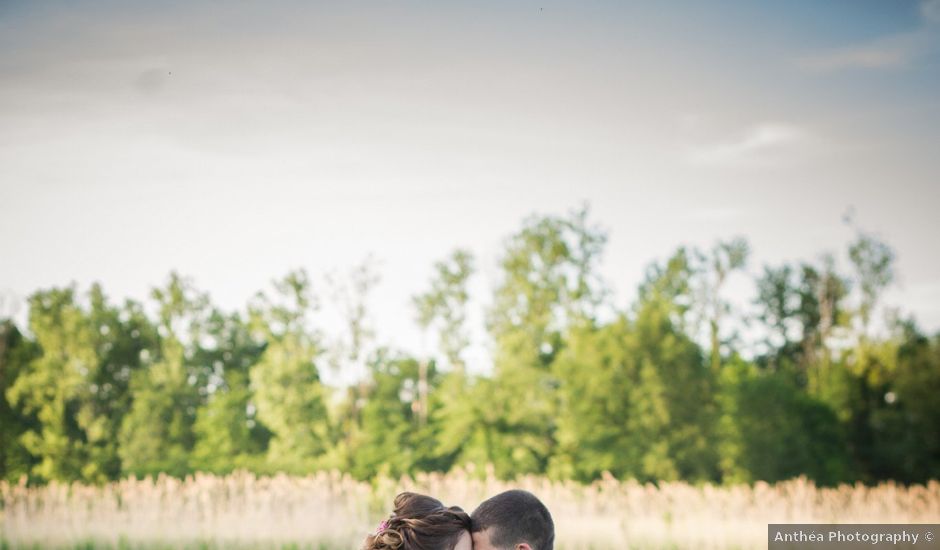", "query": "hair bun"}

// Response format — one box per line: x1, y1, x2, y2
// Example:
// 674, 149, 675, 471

362, 527, 404, 550
362, 492, 471, 550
